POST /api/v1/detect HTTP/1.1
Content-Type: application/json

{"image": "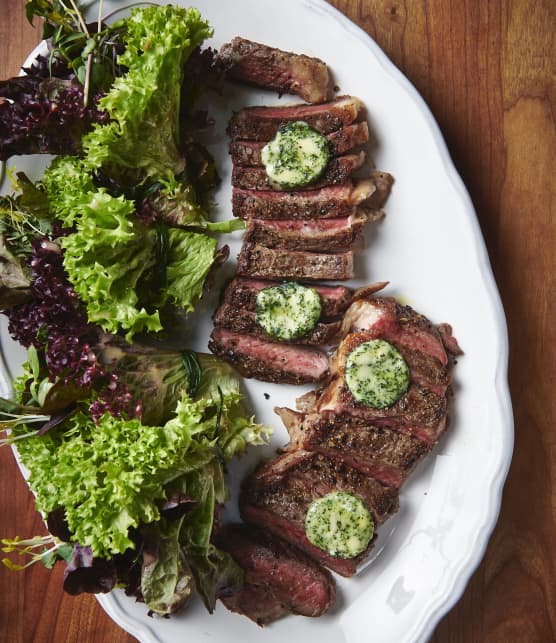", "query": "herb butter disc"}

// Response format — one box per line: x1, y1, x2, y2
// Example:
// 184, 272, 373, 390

305, 491, 374, 559
345, 339, 410, 408
261, 121, 330, 189
255, 282, 321, 341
